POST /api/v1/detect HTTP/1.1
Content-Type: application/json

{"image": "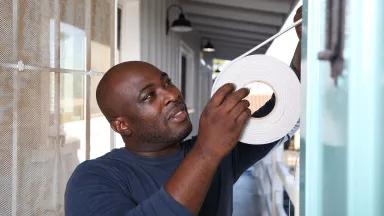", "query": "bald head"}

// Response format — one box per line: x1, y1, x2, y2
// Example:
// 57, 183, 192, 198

96, 61, 160, 122
96, 61, 192, 152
